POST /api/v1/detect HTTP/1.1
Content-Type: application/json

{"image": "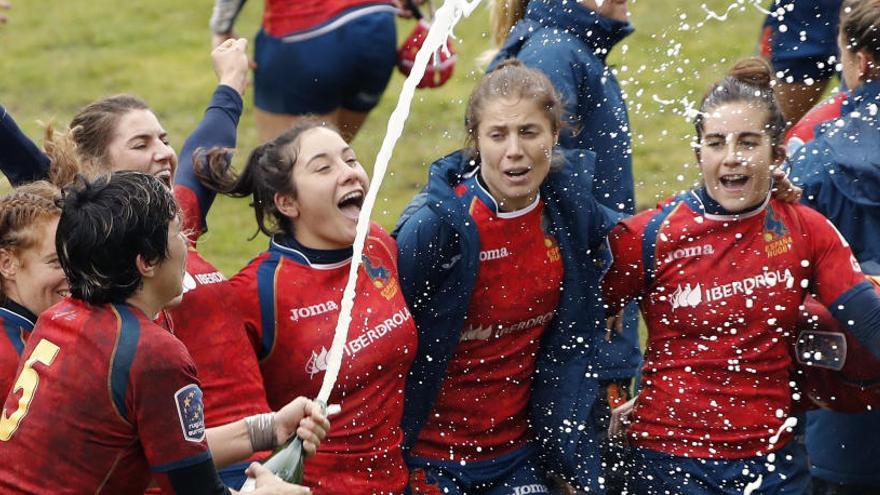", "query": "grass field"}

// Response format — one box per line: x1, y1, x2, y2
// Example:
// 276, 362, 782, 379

0, 0, 772, 275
